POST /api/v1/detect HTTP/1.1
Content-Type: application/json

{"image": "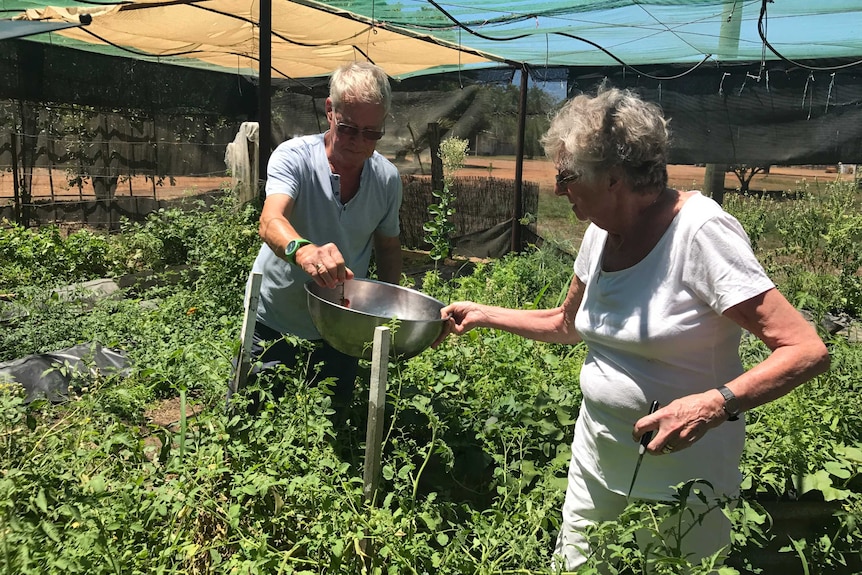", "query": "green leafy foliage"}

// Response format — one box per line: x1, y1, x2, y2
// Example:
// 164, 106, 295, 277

423, 137, 468, 263
0, 184, 861, 573
725, 180, 862, 317
0, 222, 110, 288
